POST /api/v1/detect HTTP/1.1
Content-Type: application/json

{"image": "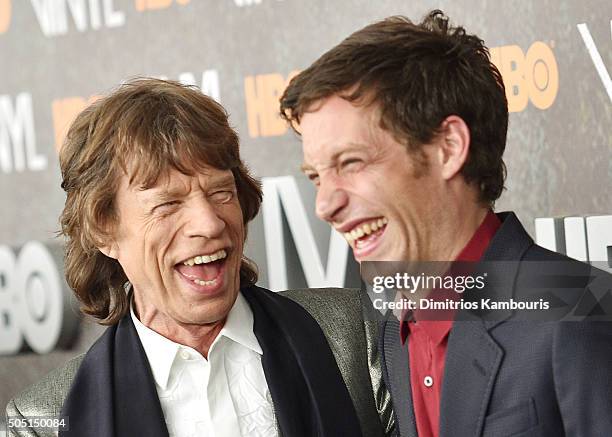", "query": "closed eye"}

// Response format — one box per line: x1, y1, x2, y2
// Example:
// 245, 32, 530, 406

210, 190, 235, 203
152, 200, 180, 214
339, 158, 364, 172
